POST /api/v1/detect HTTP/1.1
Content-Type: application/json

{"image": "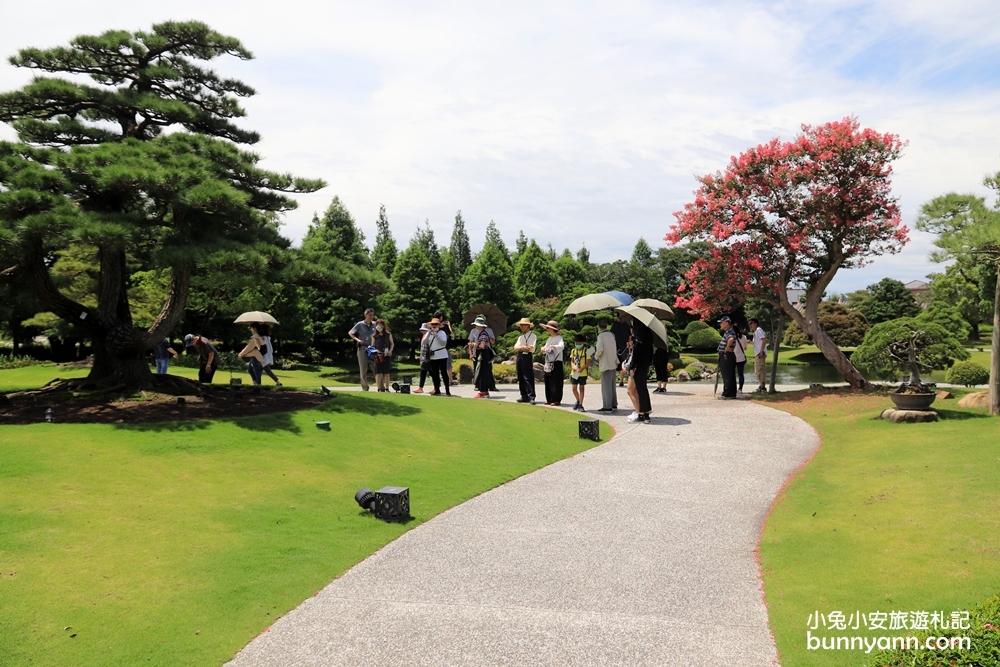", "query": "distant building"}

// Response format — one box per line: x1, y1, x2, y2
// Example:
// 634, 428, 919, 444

786, 288, 806, 312
904, 280, 931, 307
